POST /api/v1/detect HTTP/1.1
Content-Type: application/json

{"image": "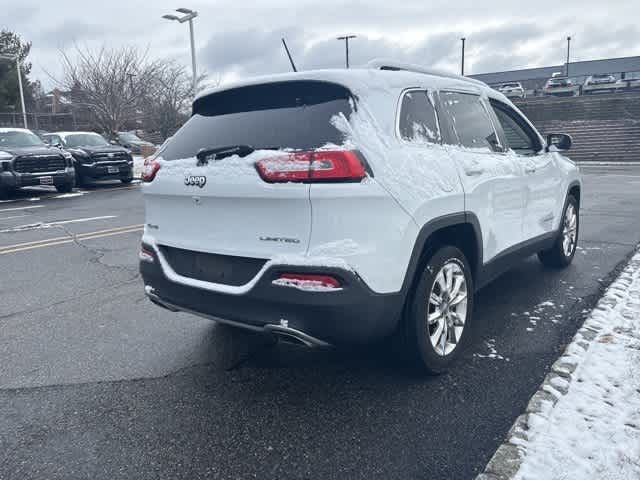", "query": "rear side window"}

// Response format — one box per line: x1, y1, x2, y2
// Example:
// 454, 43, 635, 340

398, 90, 440, 143
160, 81, 354, 161
440, 91, 501, 152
